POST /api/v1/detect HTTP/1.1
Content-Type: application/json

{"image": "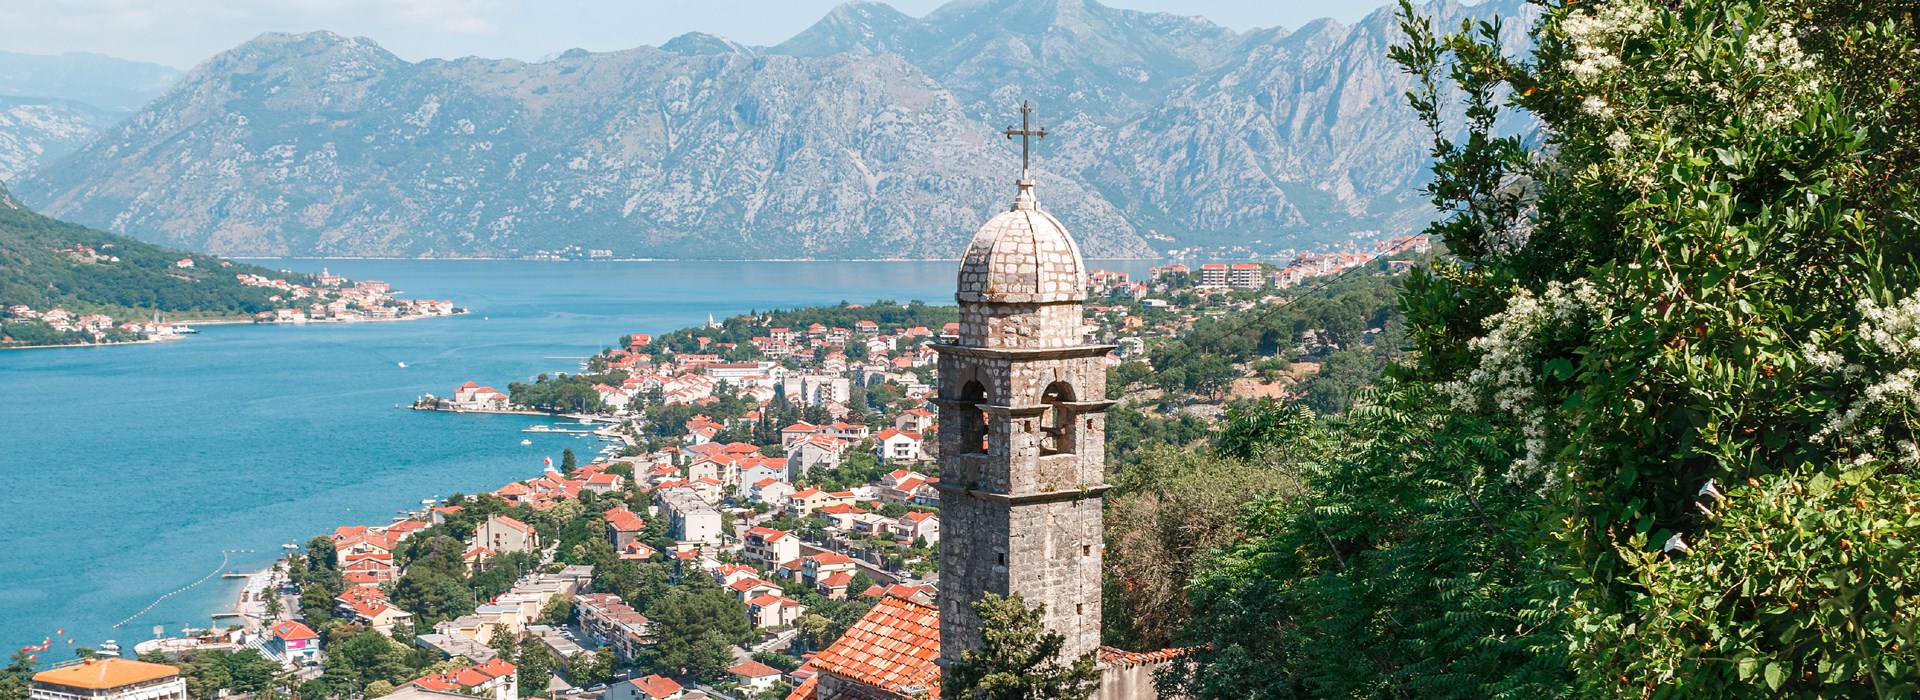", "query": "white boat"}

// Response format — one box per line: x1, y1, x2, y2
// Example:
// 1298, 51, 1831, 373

396, 361, 408, 368
520, 439, 533, 446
